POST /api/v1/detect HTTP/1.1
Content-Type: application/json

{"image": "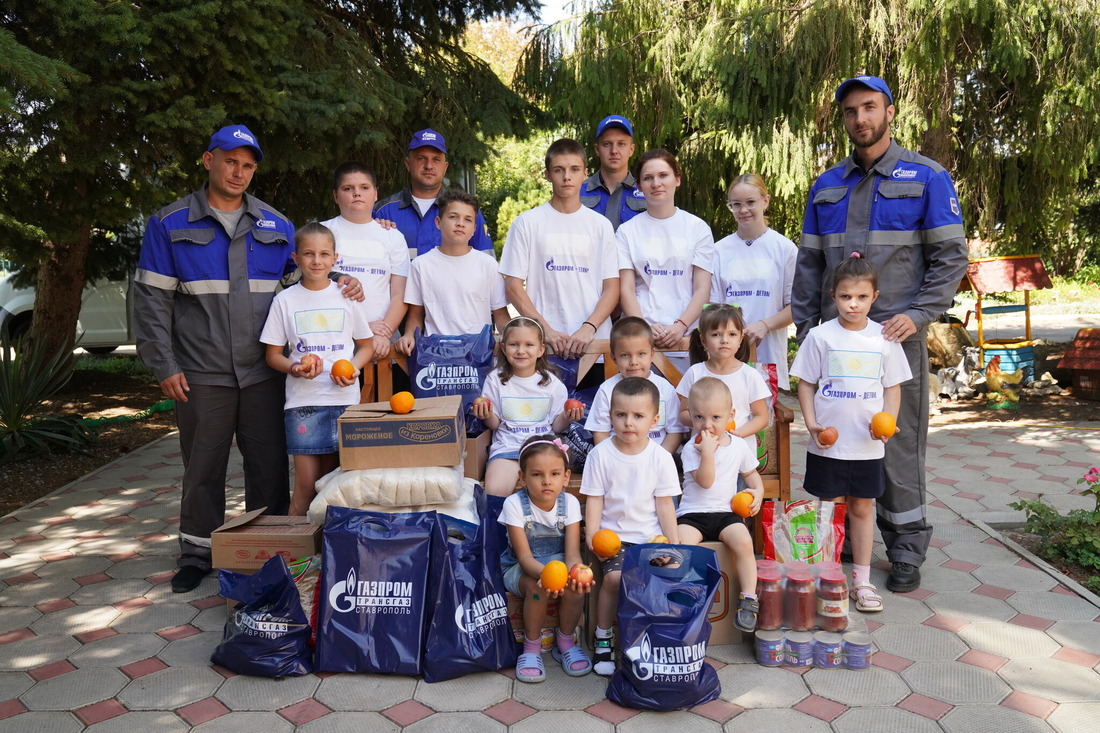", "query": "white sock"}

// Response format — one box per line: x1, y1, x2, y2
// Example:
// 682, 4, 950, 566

853, 564, 871, 587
